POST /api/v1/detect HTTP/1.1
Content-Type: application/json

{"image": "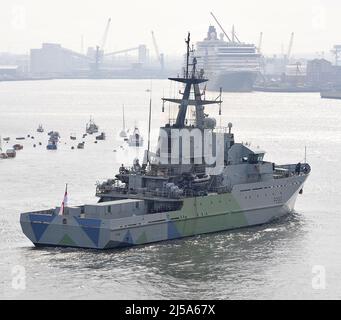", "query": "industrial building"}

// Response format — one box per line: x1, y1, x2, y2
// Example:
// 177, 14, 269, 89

28, 19, 170, 79
0, 52, 29, 80
0, 65, 19, 80
306, 59, 334, 88
30, 43, 90, 77
28, 42, 168, 79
